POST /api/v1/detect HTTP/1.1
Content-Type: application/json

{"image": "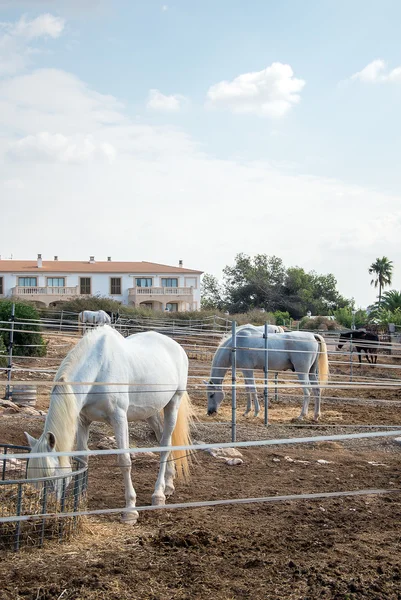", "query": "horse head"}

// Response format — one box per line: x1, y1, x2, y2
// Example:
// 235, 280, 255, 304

337, 331, 351, 351
203, 380, 225, 415
25, 431, 70, 499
